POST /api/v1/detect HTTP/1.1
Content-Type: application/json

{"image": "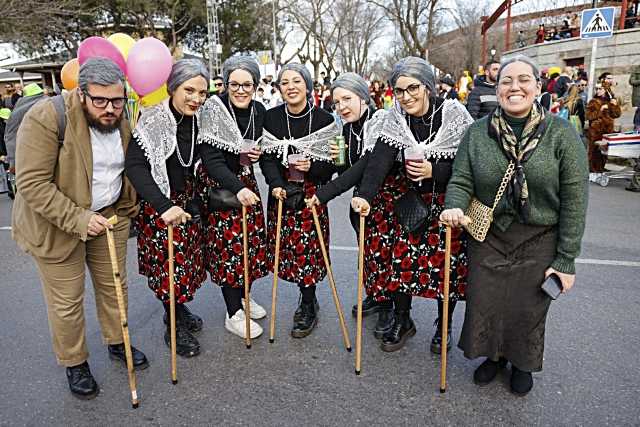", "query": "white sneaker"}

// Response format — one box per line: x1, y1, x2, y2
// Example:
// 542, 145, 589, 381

241, 296, 267, 320
225, 310, 263, 339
